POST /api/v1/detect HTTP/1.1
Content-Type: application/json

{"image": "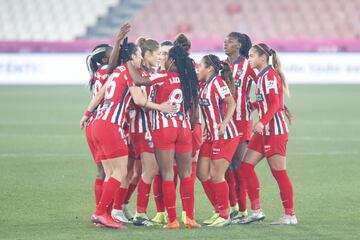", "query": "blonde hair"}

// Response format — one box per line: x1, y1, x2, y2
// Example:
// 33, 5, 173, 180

253, 43, 290, 96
